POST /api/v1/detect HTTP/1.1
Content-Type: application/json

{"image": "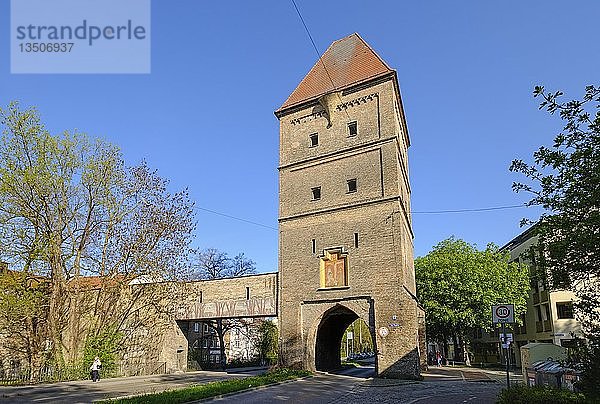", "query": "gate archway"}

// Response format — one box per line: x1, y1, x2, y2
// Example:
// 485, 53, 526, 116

315, 305, 359, 371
